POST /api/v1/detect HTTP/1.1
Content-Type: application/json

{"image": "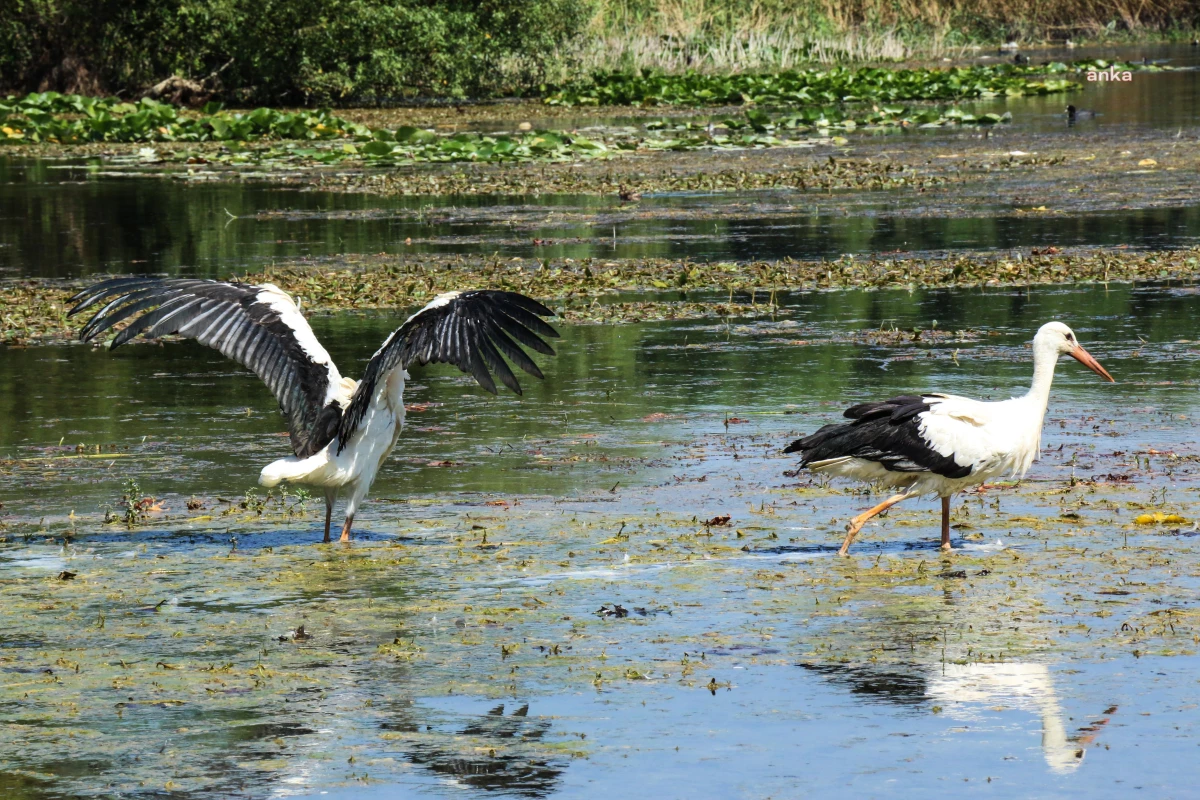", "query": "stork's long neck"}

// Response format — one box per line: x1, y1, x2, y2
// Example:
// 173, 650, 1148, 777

1024, 341, 1059, 418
